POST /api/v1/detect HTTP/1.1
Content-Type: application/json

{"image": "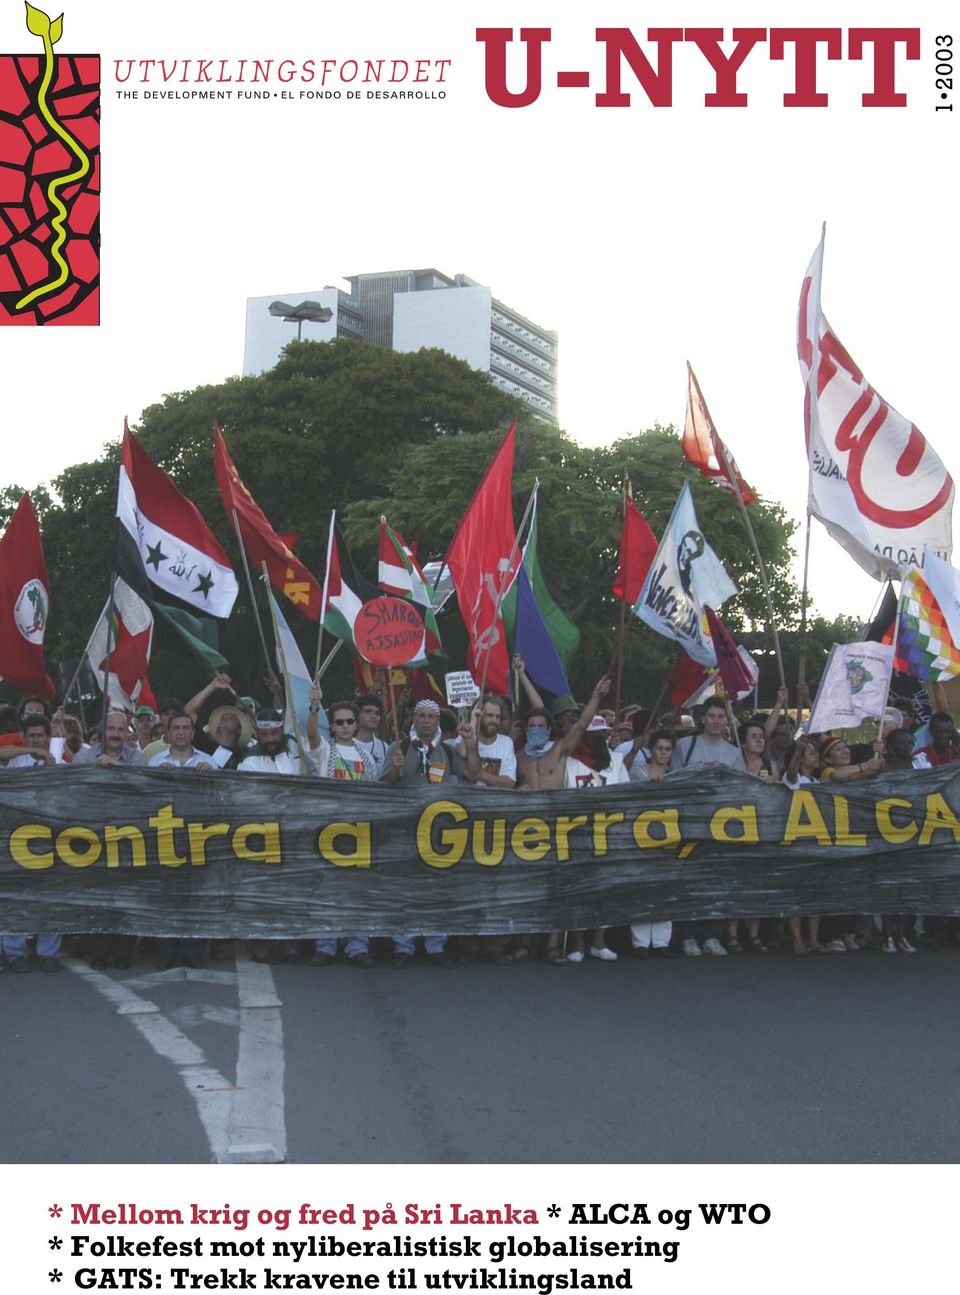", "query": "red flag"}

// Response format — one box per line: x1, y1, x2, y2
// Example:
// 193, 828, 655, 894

445, 422, 518, 695
214, 426, 323, 620
0, 494, 55, 699
666, 653, 710, 708
613, 480, 658, 604
683, 363, 756, 505
88, 578, 155, 711
704, 606, 755, 697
